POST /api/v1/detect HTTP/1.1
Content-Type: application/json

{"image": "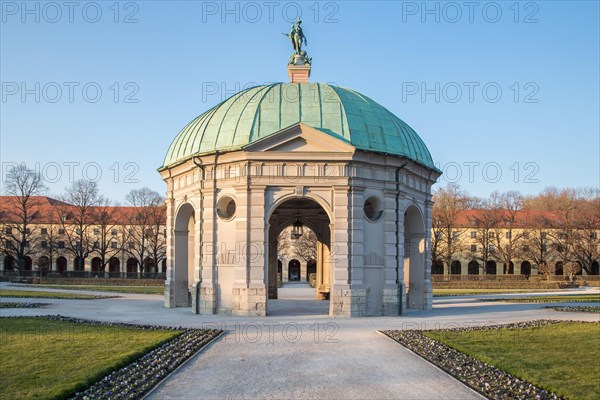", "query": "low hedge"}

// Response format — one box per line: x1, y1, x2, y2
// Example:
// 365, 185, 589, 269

432, 281, 568, 290
31, 277, 164, 286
